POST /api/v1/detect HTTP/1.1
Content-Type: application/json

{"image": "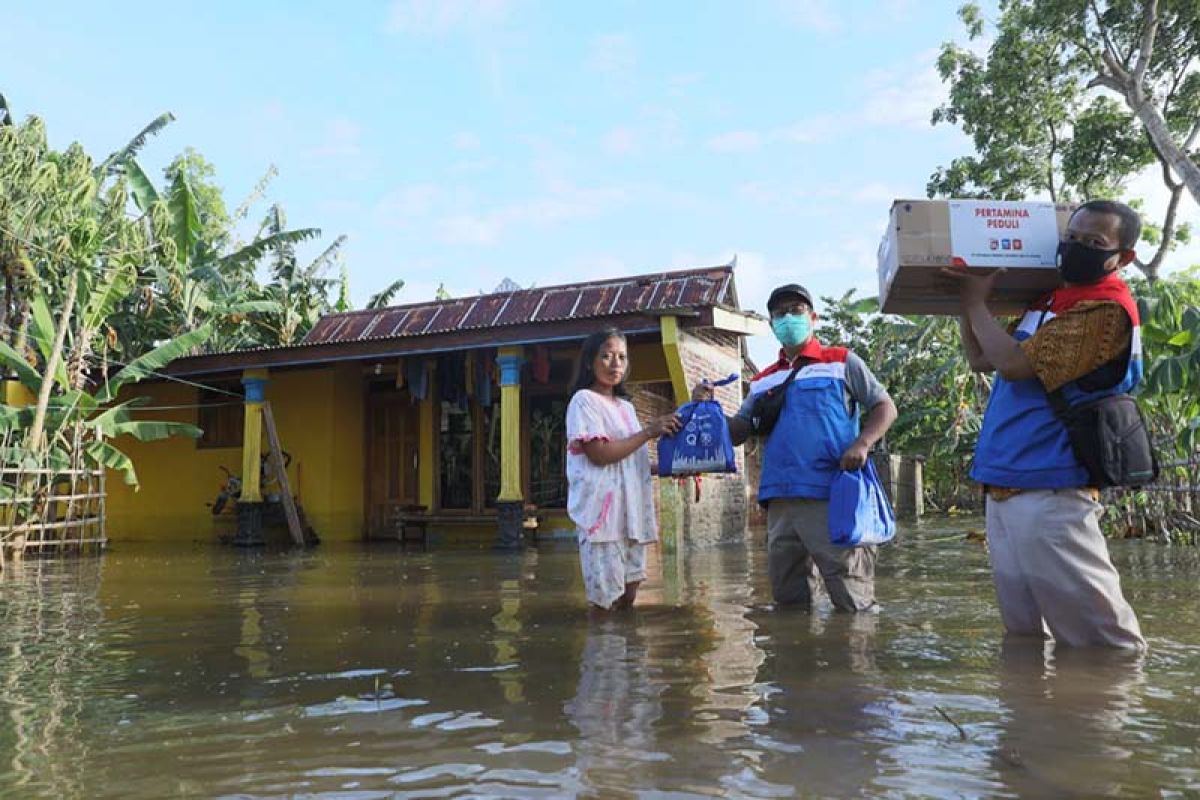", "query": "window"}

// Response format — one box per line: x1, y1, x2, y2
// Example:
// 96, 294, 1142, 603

197, 382, 244, 449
